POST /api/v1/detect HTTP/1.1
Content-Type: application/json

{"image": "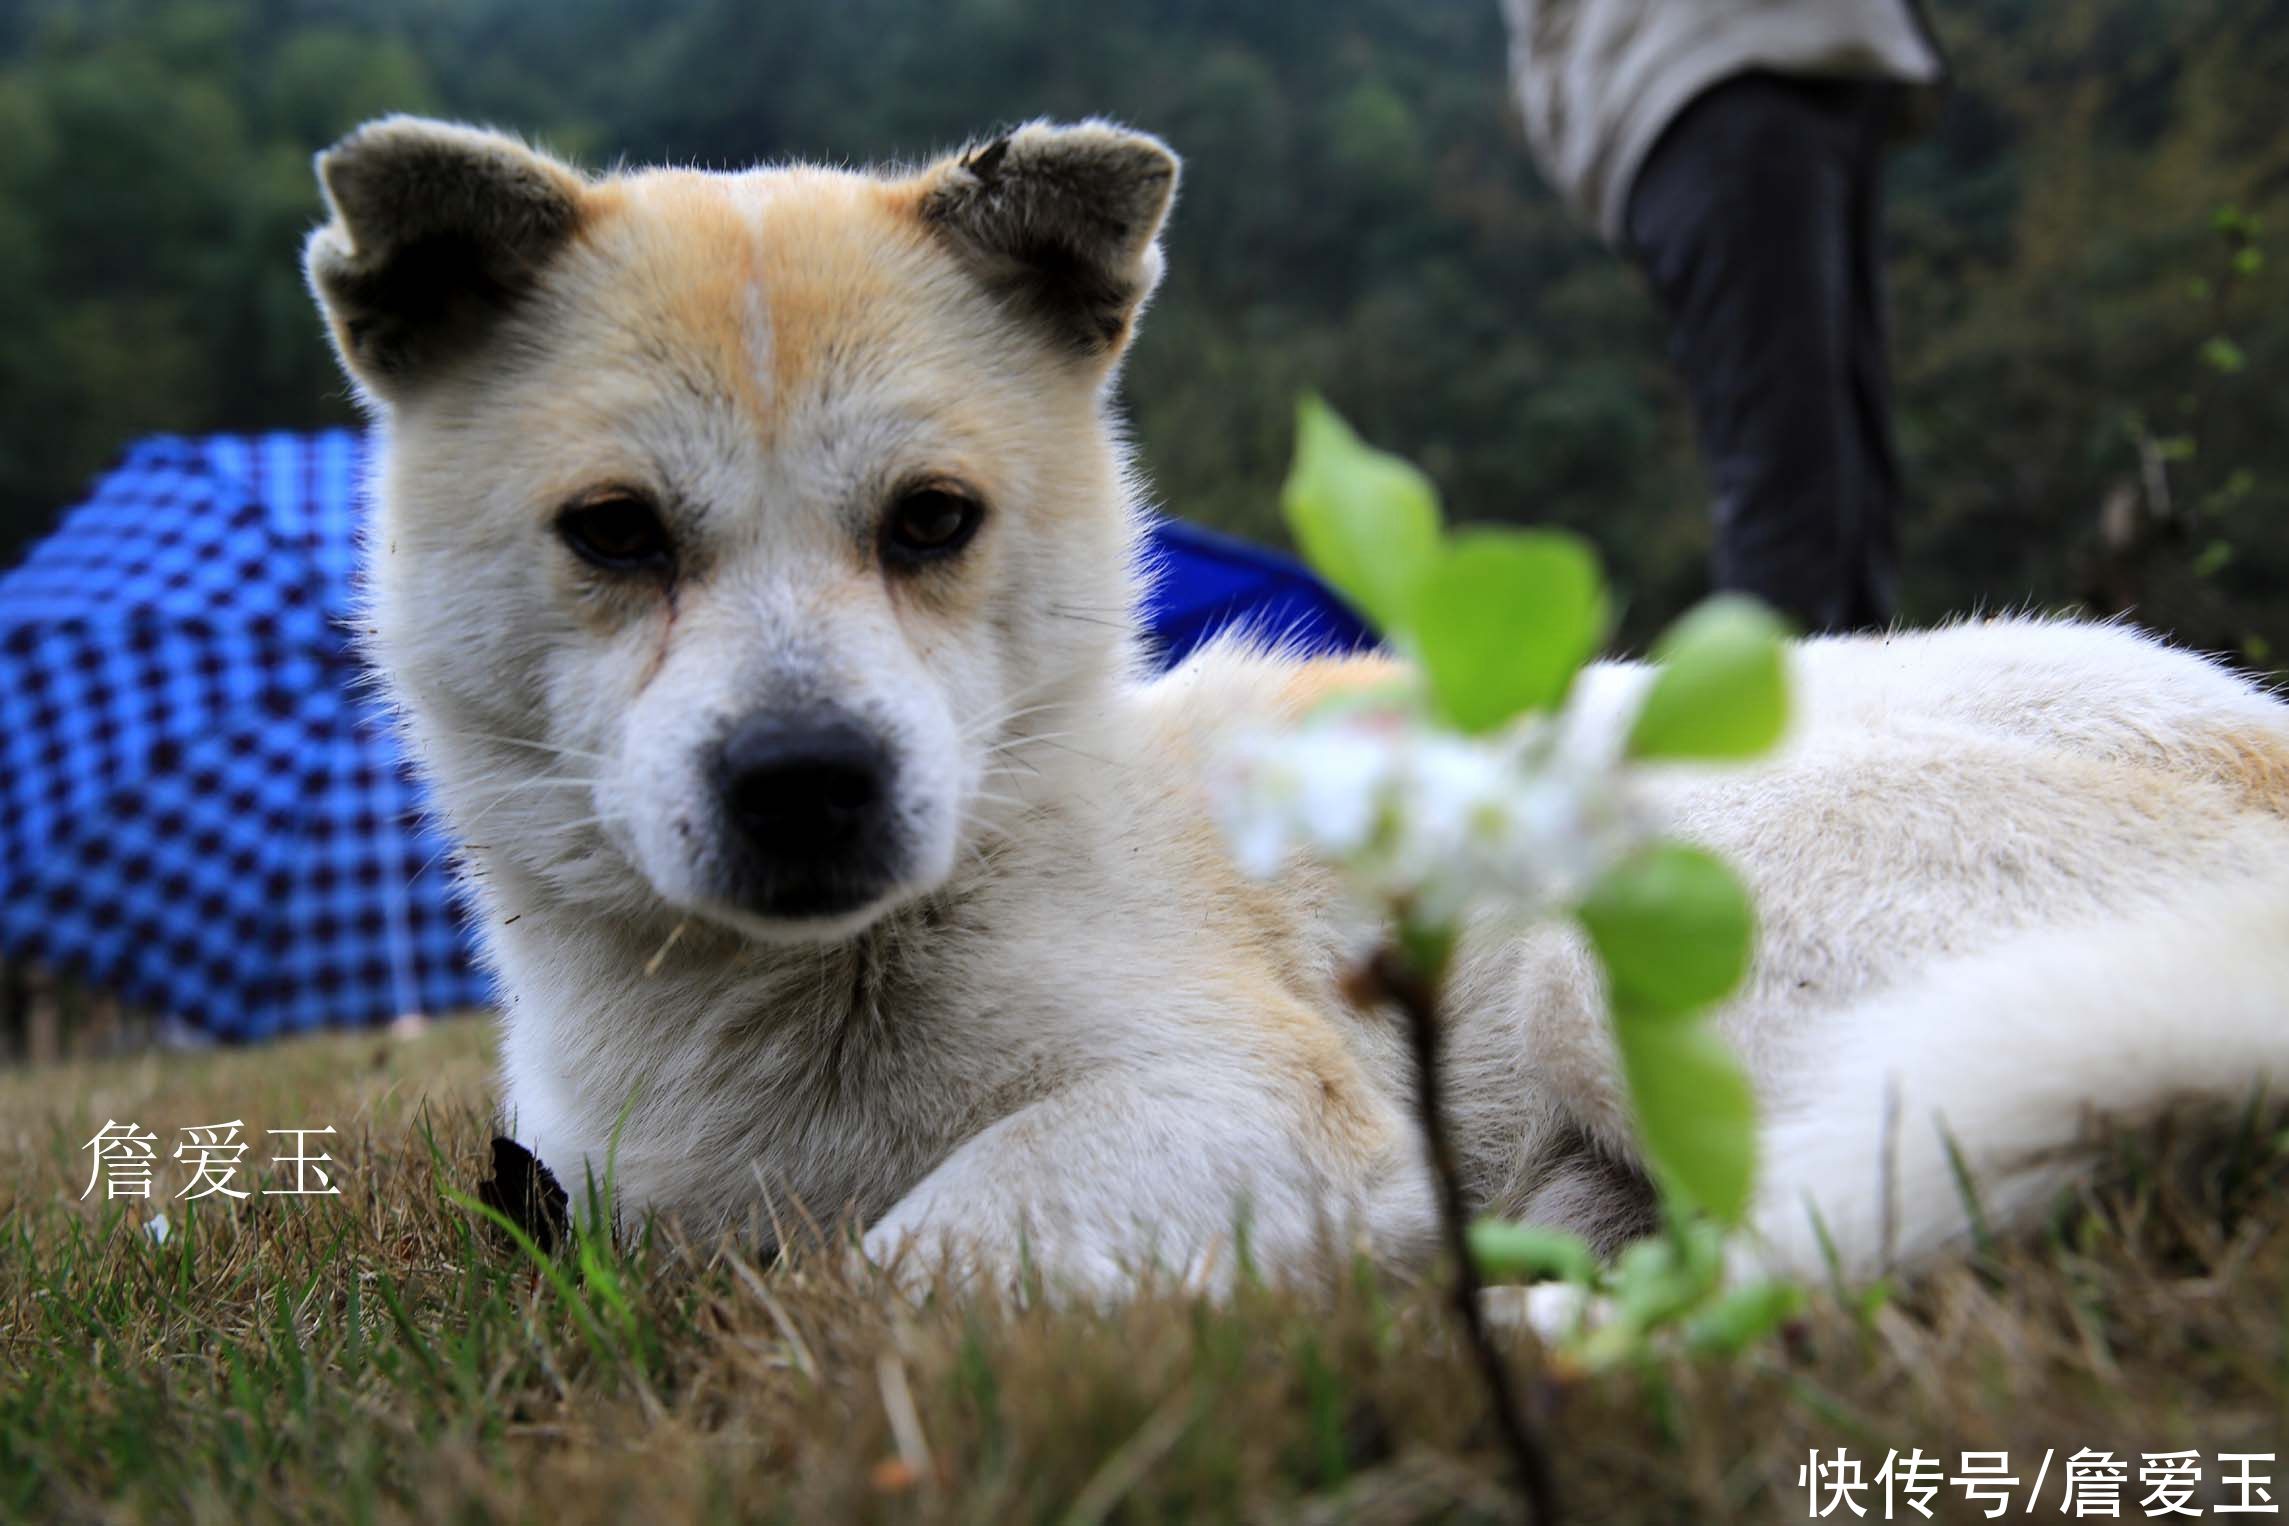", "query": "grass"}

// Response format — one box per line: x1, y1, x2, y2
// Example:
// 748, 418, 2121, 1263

4, 1019, 2289, 1523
